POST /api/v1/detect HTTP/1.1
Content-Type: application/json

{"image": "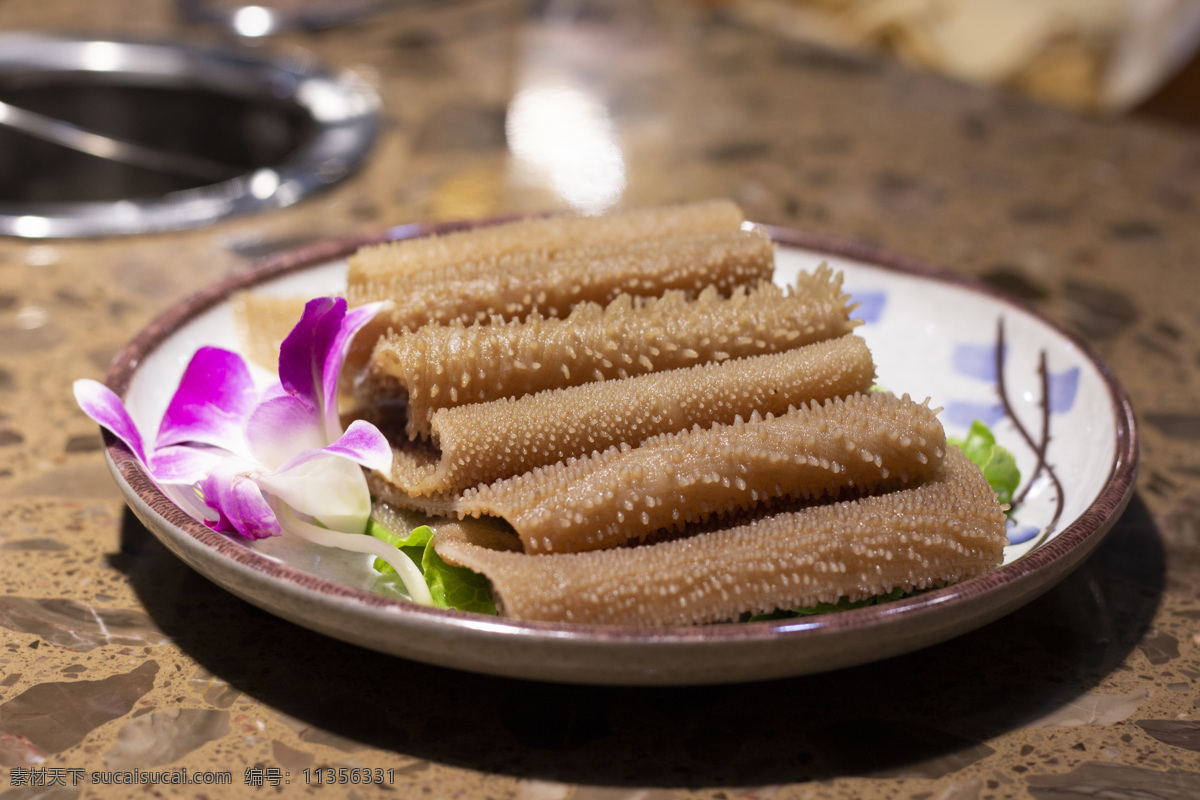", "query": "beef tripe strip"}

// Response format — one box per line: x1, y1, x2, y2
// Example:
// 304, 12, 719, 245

365, 265, 857, 439
435, 447, 1006, 625
358, 228, 775, 334
458, 391, 946, 554
369, 334, 876, 500
348, 198, 745, 302
344, 200, 754, 374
